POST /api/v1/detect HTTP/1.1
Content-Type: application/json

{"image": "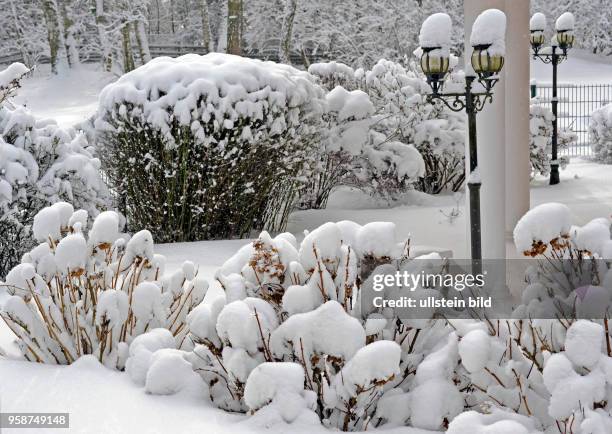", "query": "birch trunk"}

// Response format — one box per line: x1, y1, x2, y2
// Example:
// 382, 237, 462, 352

133, 21, 152, 65
94, 0, 112, 72
199, 0, 212, 53
279, 0, 297, 64
122, 24, 135, 72
42, 0, 68, 74
58, 0, 79, 67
